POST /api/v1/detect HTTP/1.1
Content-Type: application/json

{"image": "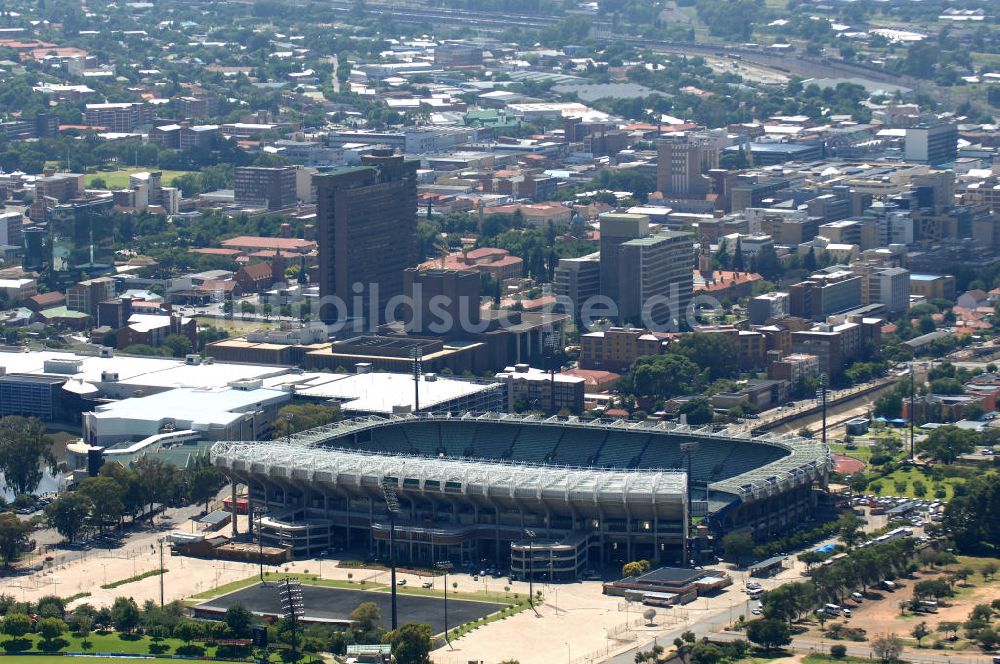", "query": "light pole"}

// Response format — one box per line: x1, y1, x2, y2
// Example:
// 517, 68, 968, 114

818, 373, 828, 449
565, 641, 571, 664
159, 538, 165, 607
909, 361, 915, 461
382, 477, 400, 631
284, 412, 293, 444
436, 560, 453, 647
256, 508, 268, 585
524, 529, 536, 612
